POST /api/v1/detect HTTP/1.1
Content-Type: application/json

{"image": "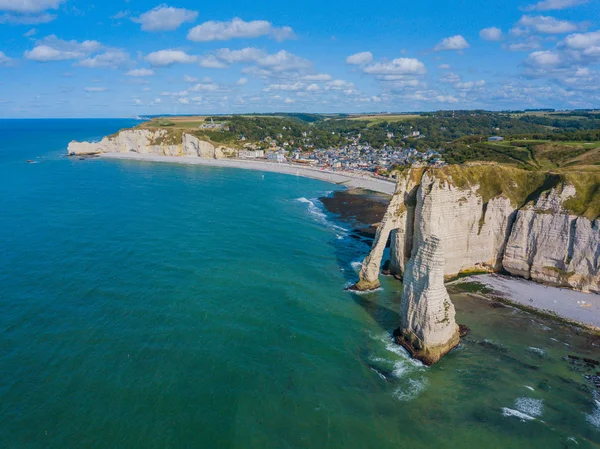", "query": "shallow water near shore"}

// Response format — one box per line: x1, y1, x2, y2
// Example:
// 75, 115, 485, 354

1, 119, 599, 448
